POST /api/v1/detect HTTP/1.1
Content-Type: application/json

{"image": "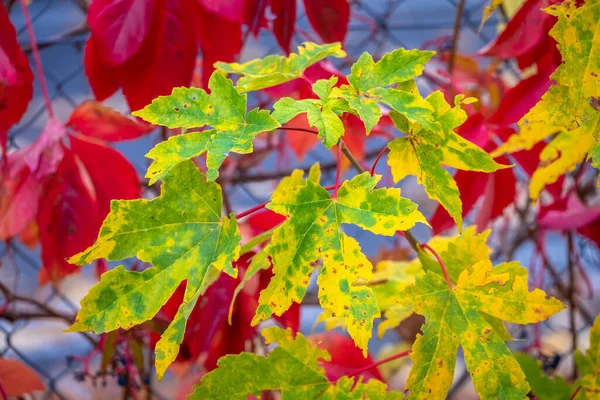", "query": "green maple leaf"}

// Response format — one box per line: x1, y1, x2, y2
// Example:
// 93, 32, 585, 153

66, 160, 241, 379
514, 353, 572, 400
387, 92, 508, 231
572, 315, 600, 399
215, 42, 346, 92
491, 0, 600, 198
189, 326, 401, 399
331, 48, 436, 134
272, 77, 351, 148
132, 71, 280, 182
396, 231, 564, 399
252, 167, 427, 354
